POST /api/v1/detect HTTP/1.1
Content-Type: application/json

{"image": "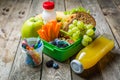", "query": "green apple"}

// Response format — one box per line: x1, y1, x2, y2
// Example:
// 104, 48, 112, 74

21, 17, 44, 38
